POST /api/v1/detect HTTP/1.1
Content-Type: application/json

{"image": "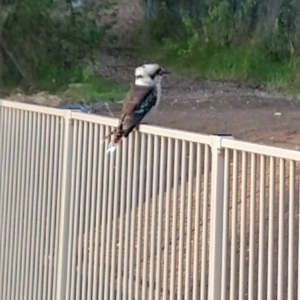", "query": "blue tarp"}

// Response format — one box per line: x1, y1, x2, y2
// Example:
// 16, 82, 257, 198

59, 102, 114, 116
59, 103, 91, 113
